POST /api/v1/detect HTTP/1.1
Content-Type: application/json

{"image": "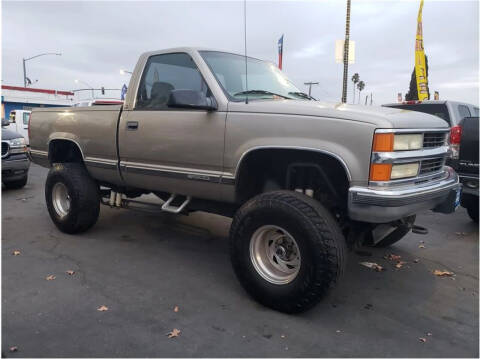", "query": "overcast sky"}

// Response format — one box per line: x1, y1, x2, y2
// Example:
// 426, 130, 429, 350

2, 0, 479, 105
